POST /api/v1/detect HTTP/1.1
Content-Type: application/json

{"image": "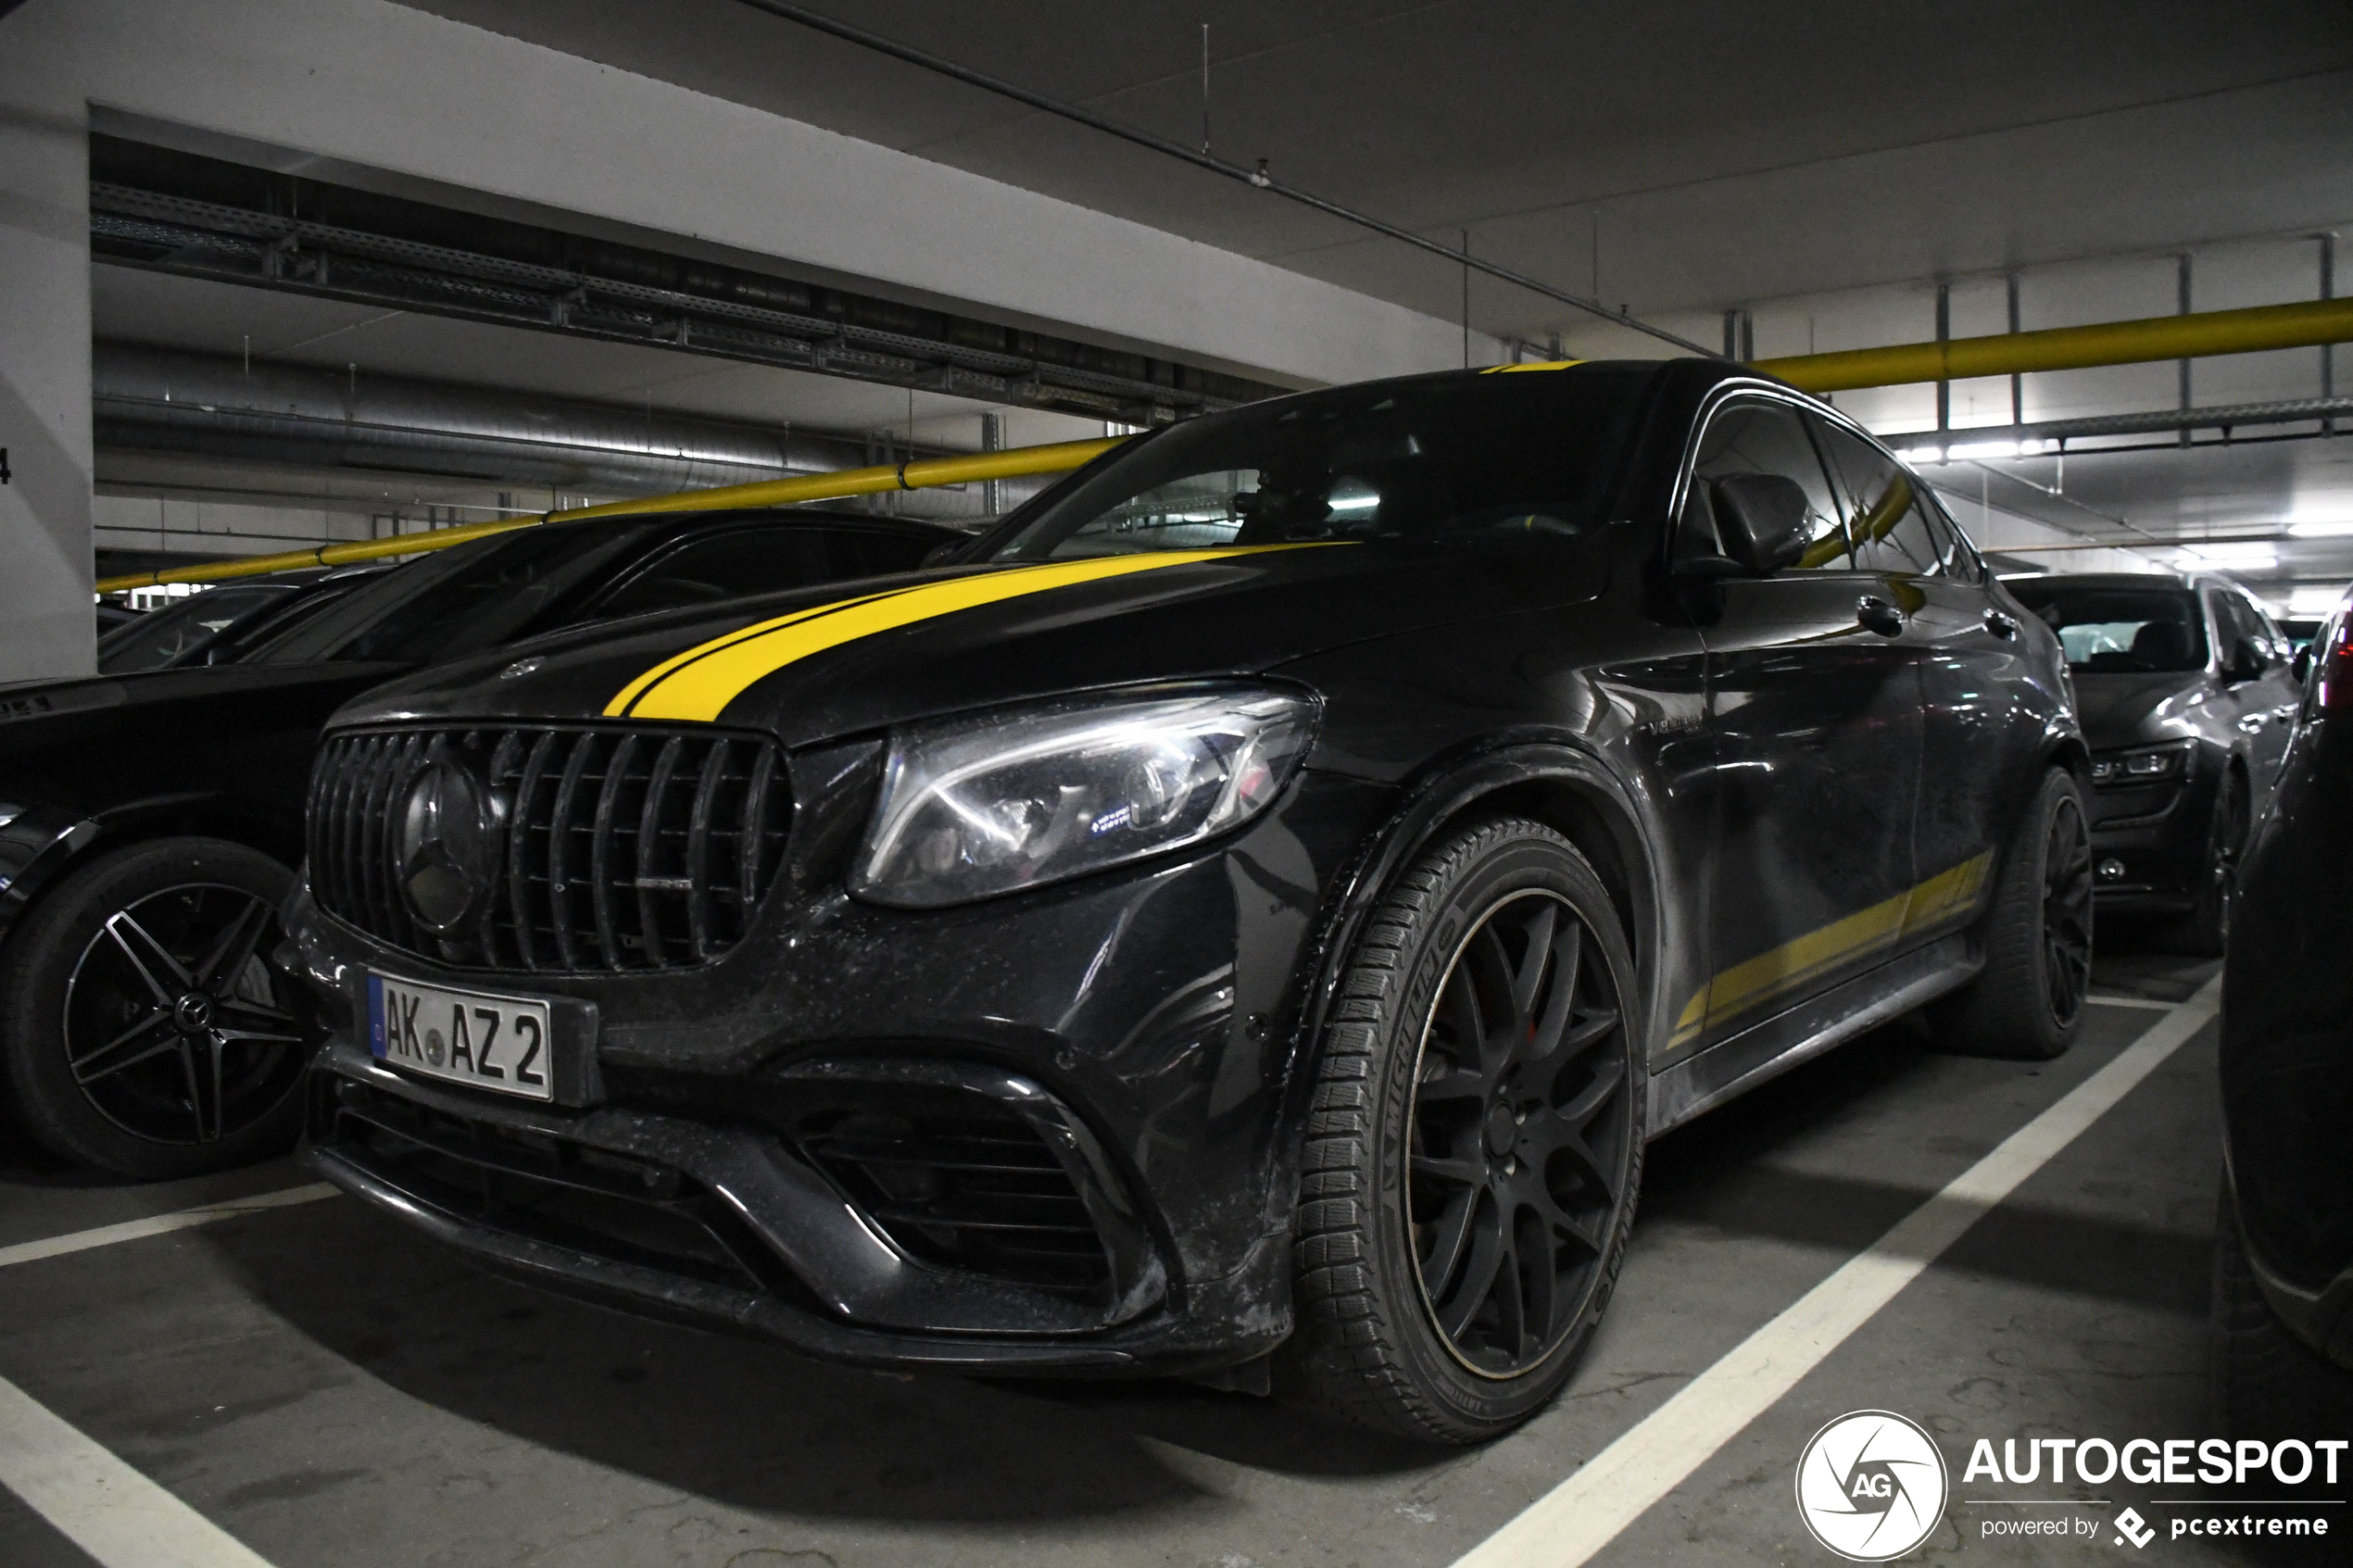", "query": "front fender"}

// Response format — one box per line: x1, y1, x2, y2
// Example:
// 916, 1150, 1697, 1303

1265, 738, 1666, 1227
0, 806, 100, 950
